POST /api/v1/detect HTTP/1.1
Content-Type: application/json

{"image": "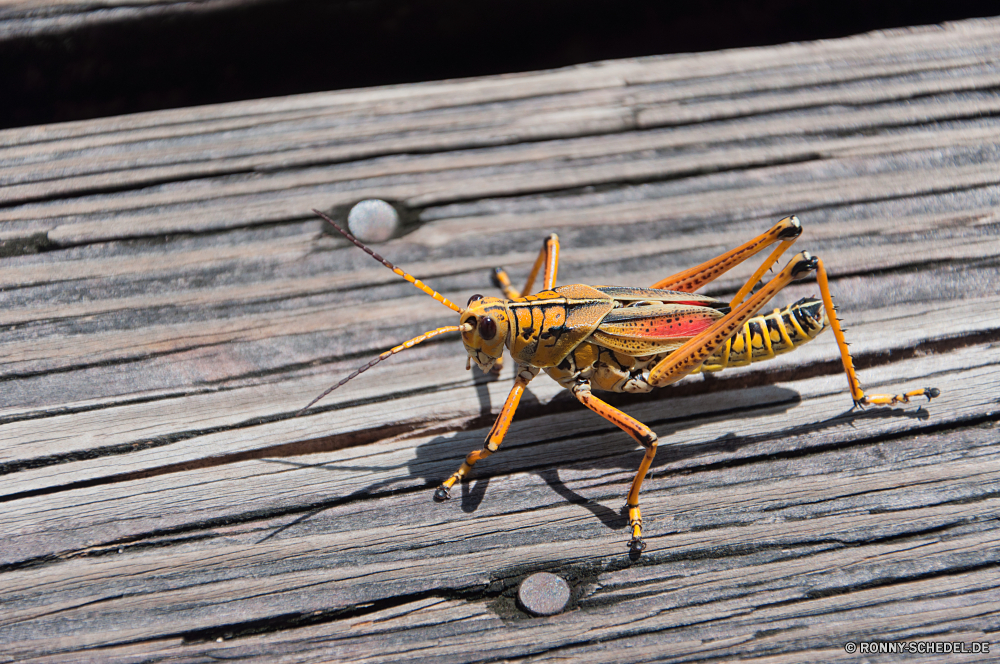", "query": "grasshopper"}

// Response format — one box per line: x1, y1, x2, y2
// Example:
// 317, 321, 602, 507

305, 211, 939, 552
